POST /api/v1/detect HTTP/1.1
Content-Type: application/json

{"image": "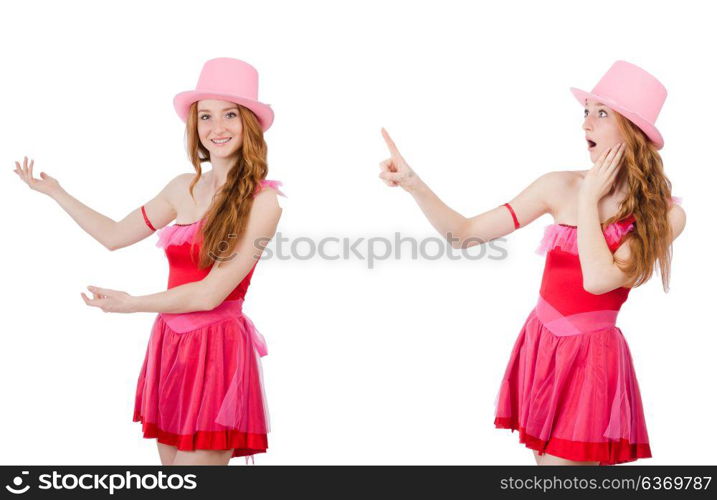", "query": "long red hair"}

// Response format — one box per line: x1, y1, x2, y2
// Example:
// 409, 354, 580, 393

603, 113, 675, 291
